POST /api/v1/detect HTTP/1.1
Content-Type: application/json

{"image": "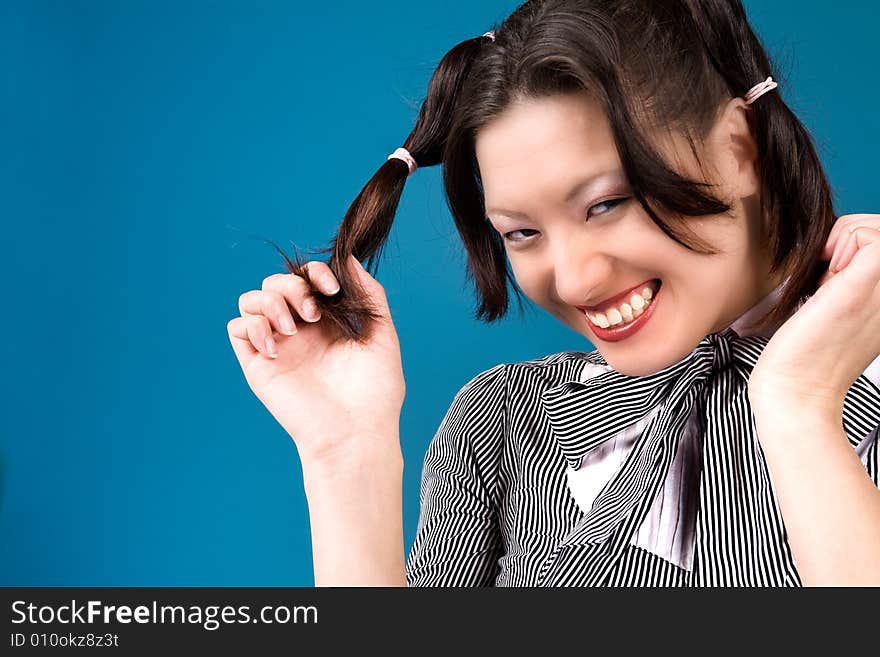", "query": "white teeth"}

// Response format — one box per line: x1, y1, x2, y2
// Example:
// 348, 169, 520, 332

584, 288, 656, 330
591, 312, 610, 328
